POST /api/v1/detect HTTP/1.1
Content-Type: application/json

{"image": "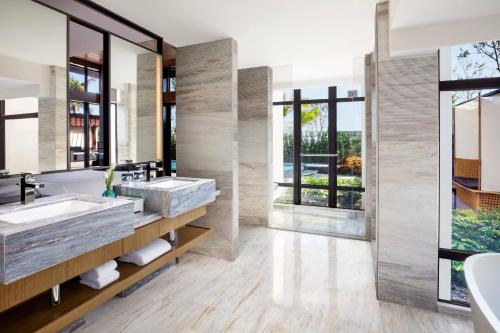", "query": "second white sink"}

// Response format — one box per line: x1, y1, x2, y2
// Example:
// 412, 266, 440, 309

0, 200, 101, 224
147, 179, 195, 189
